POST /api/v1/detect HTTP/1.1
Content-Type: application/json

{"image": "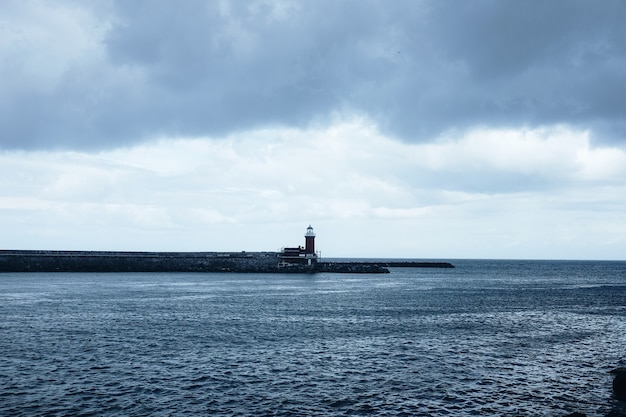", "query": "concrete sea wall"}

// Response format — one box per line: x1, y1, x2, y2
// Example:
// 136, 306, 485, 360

0, 250, 282, 273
